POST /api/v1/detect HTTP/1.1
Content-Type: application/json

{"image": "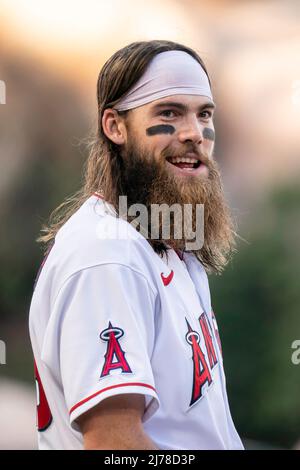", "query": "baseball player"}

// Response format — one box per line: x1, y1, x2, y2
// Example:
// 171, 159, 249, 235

29, 40, 244, 450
